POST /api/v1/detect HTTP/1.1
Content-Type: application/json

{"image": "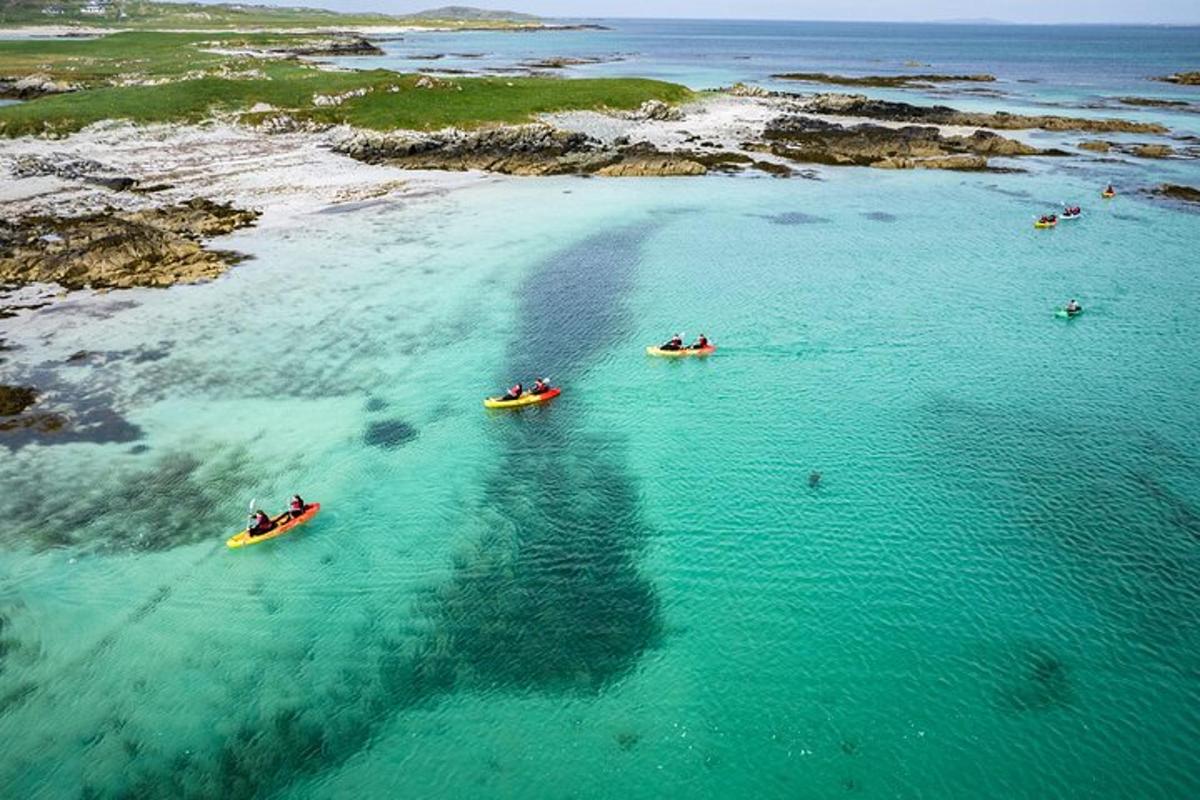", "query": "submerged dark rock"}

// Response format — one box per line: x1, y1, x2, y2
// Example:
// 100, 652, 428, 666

363, 419, 418, 448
